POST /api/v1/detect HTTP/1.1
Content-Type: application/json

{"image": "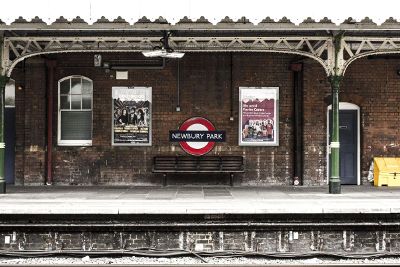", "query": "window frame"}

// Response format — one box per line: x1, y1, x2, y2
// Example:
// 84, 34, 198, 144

57, 75, 93, 146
